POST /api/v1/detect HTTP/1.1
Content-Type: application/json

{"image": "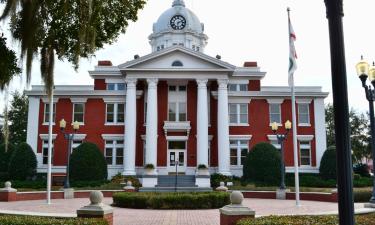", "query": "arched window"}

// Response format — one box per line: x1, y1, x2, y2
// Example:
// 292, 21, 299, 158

172, 60, 183, 67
